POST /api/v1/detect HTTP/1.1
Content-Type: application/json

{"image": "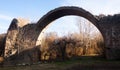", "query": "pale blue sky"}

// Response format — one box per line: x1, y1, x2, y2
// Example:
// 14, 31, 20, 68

0, 0, 120, 35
